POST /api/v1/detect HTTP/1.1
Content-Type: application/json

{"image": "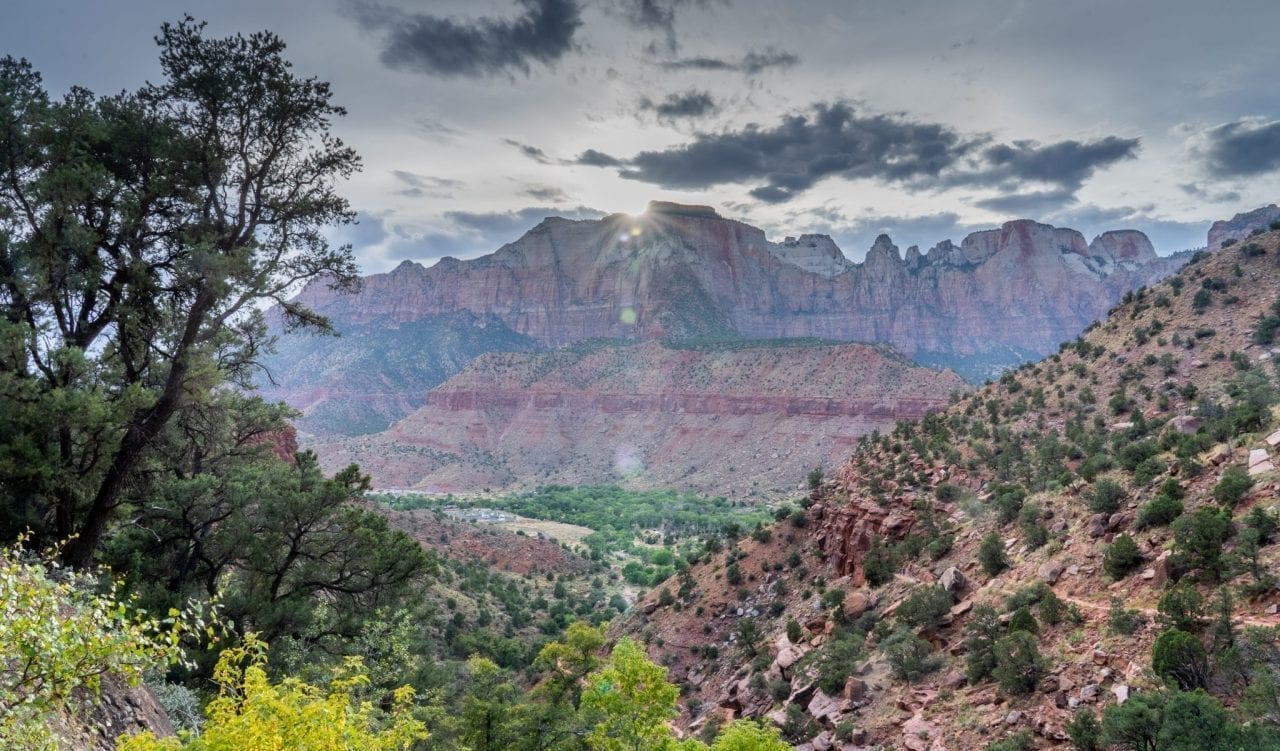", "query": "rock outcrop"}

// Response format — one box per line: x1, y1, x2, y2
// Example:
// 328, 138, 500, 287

307, 340, 966, 495
1208, 204, 1280, 251
270, 204, 1191, 436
